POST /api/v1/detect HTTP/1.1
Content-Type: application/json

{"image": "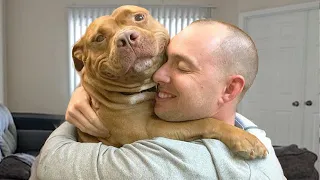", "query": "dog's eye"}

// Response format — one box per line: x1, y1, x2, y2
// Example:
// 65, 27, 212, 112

134, 14, 145, 21
95, 35, 105, 42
